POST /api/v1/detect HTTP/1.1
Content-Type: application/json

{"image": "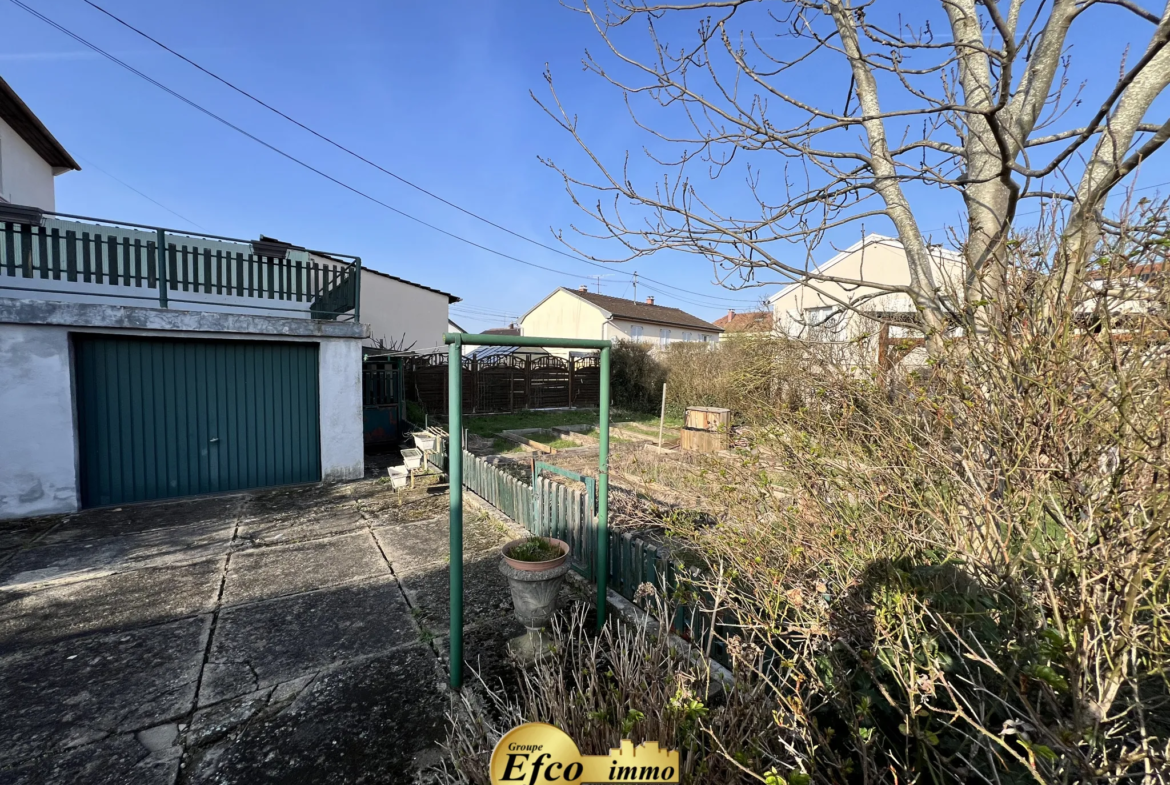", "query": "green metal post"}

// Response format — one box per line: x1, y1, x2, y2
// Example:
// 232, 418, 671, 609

156, 228, 168, 308
353, 257, 362, 322
448, 338, 464, 690
597, 345, 611, 630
